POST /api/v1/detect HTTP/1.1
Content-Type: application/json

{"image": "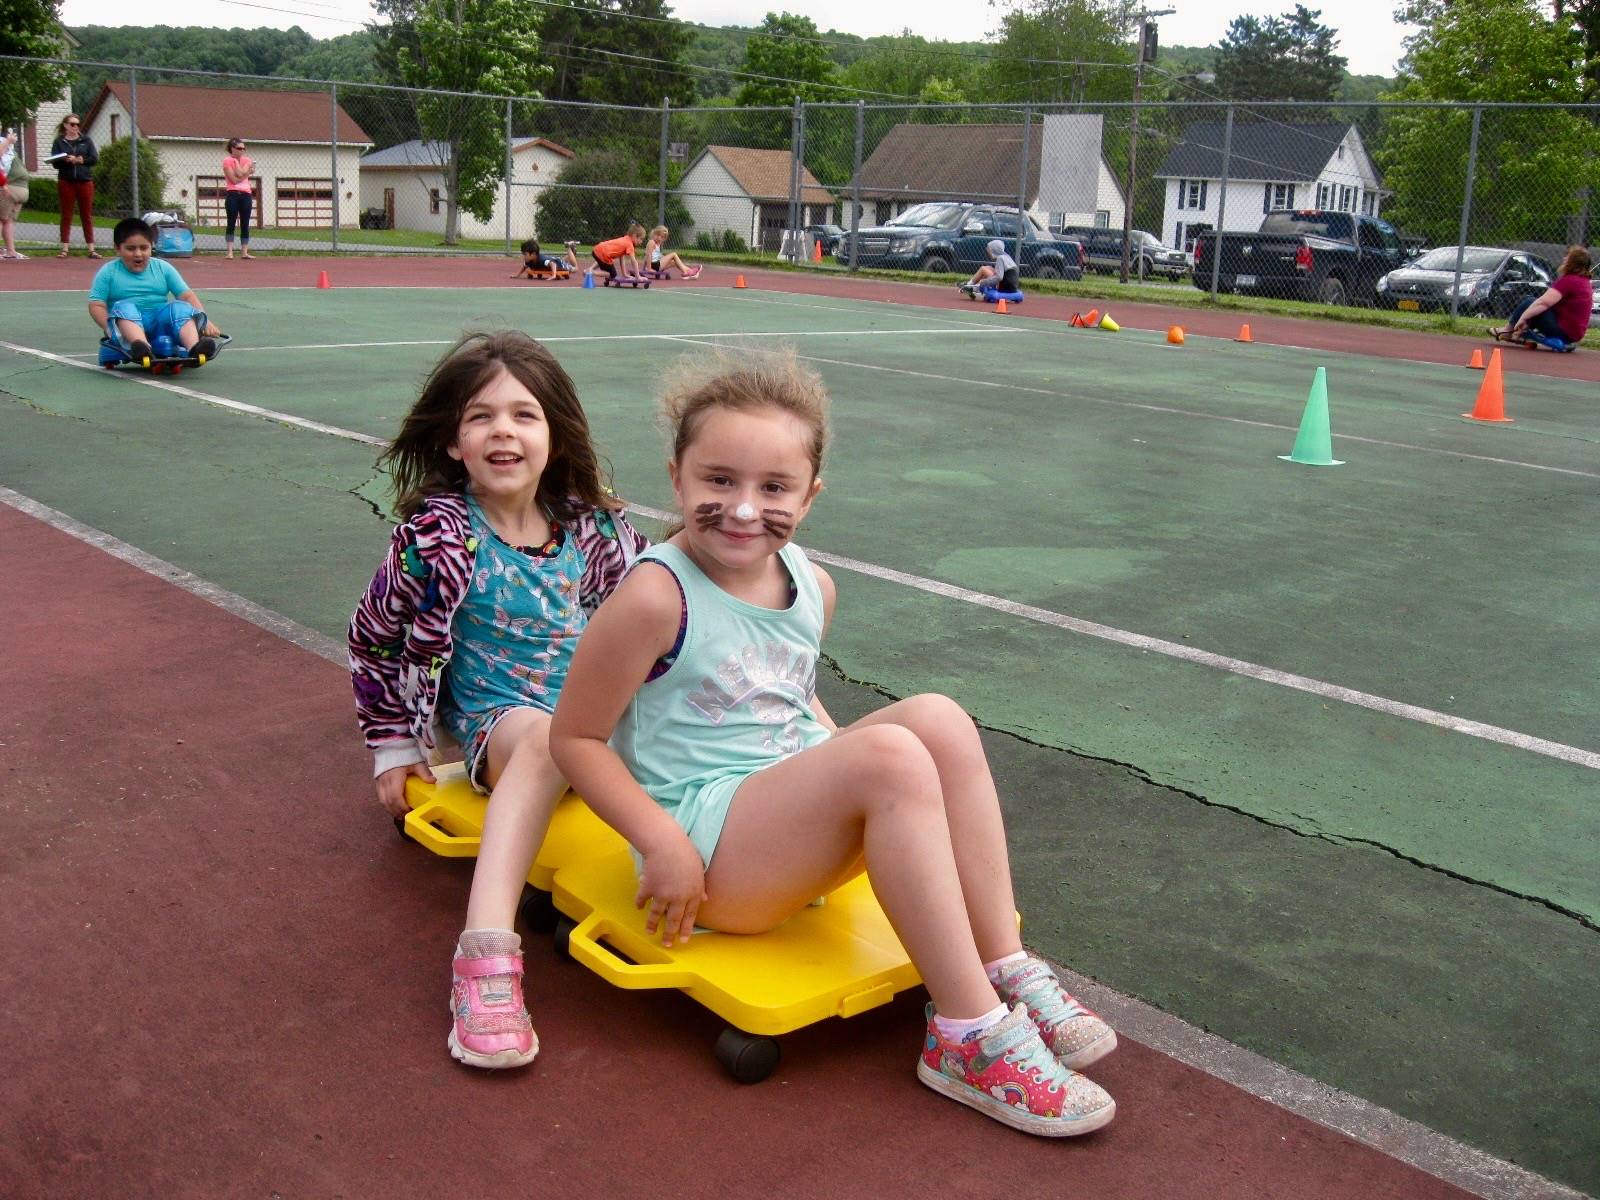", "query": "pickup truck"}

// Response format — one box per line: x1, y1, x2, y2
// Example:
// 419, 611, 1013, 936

1190, 210, 1407, 306
836, 202, 1084, 280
